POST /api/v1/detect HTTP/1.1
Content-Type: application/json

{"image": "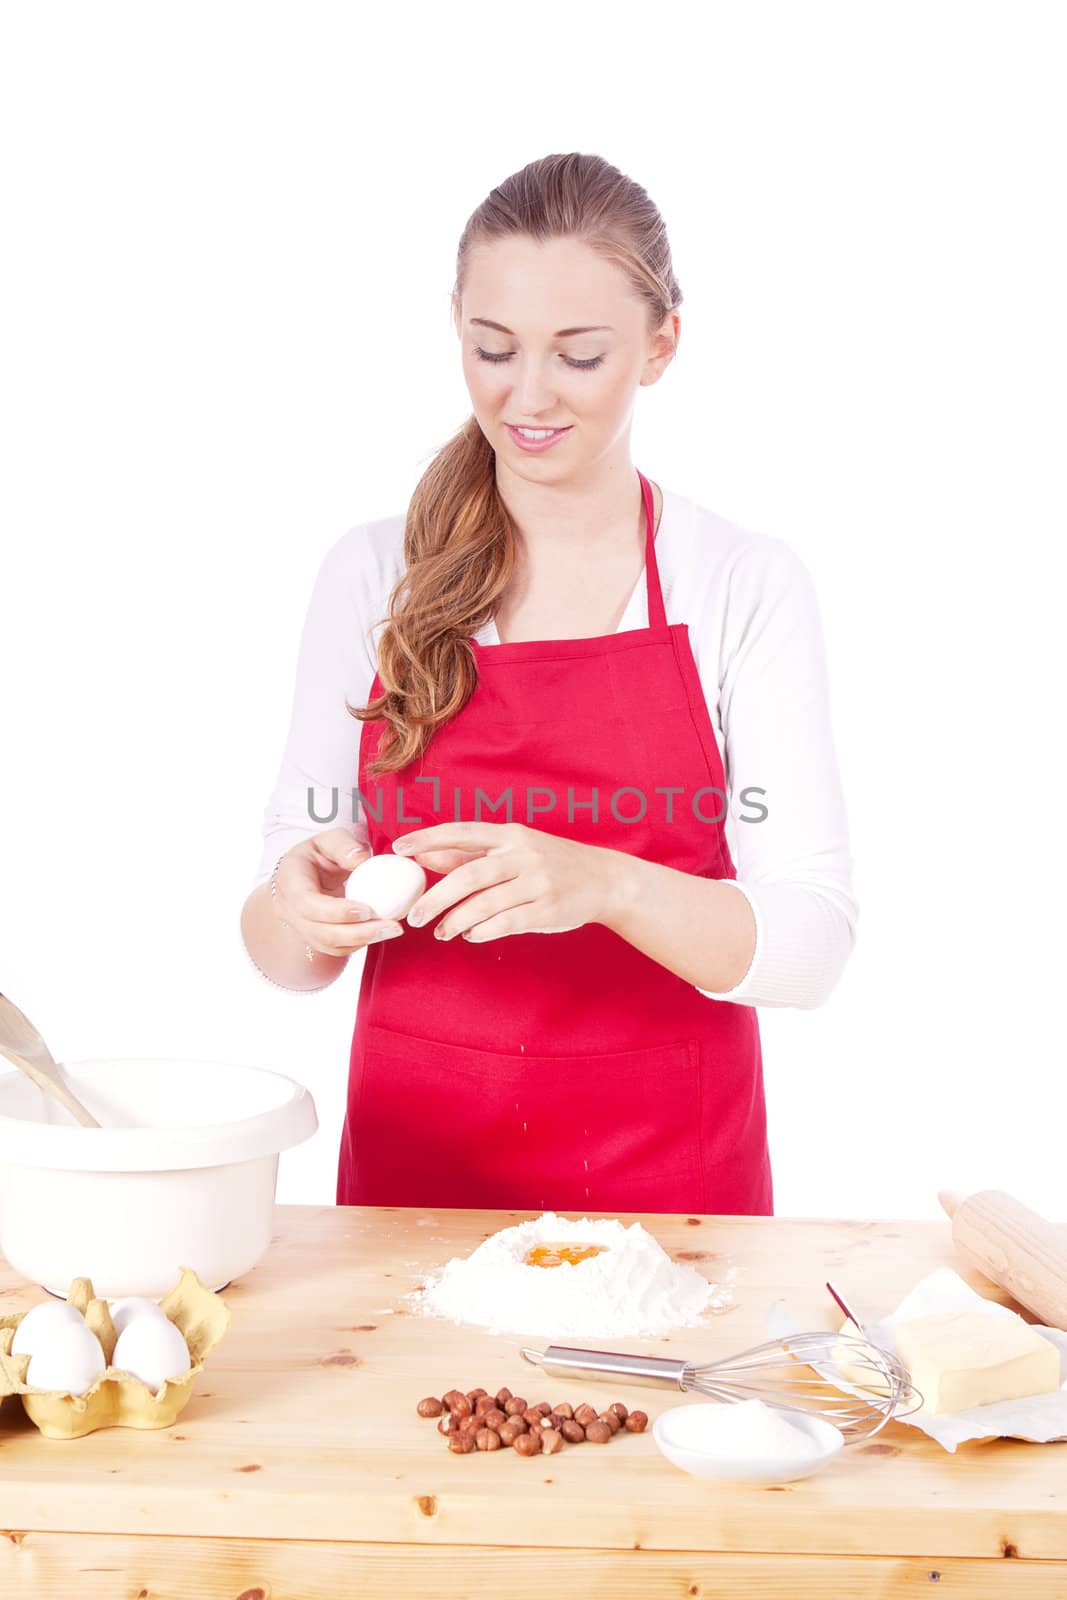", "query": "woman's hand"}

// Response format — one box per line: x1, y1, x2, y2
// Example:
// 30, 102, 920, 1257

393, 821, 628, 942
270, 828, 405, 956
